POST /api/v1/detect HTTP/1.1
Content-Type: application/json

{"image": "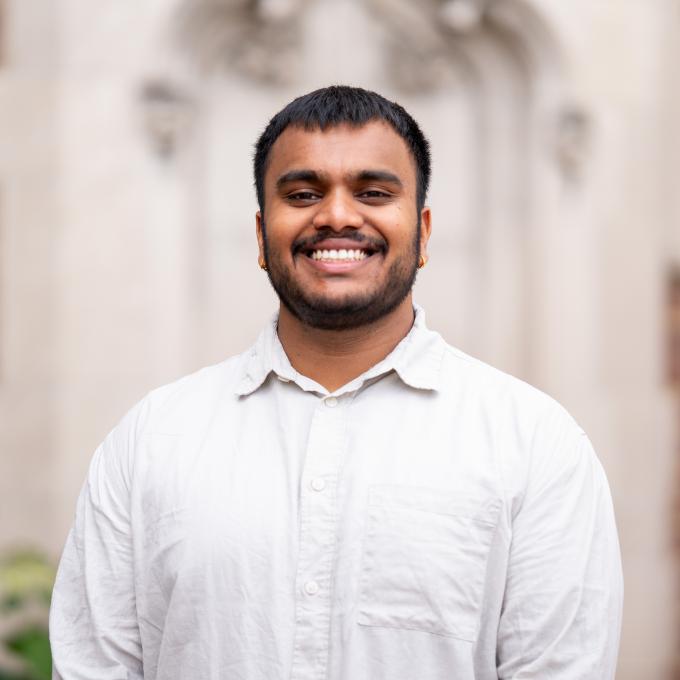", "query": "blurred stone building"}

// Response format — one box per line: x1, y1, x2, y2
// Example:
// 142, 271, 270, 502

0, 0, 678, 677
